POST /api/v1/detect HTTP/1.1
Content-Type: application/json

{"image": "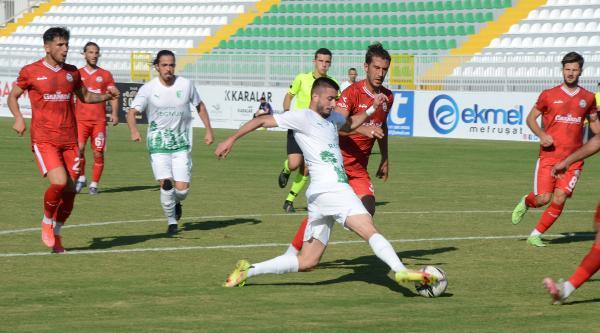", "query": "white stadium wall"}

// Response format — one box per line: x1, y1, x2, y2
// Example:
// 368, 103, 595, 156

1, 77, 542, 142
